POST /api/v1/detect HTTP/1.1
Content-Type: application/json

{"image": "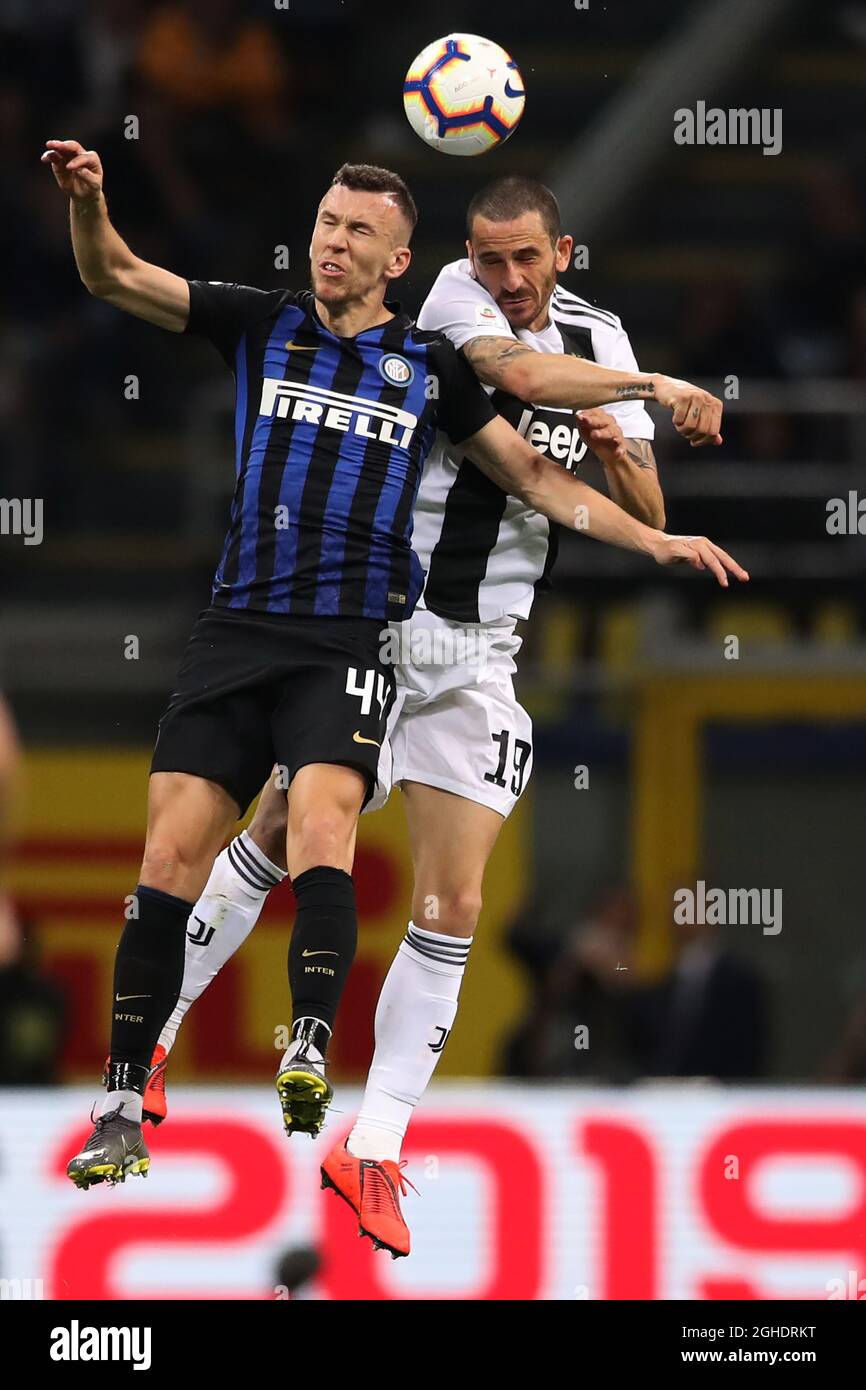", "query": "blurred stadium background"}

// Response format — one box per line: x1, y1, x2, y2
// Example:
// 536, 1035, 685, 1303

2, 0, 866, 1300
